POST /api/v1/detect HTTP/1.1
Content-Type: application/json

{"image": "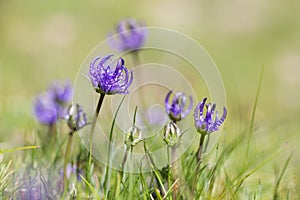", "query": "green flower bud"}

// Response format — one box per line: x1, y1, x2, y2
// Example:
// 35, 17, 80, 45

125, 126, 143, 147
163, 122, 181, 147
